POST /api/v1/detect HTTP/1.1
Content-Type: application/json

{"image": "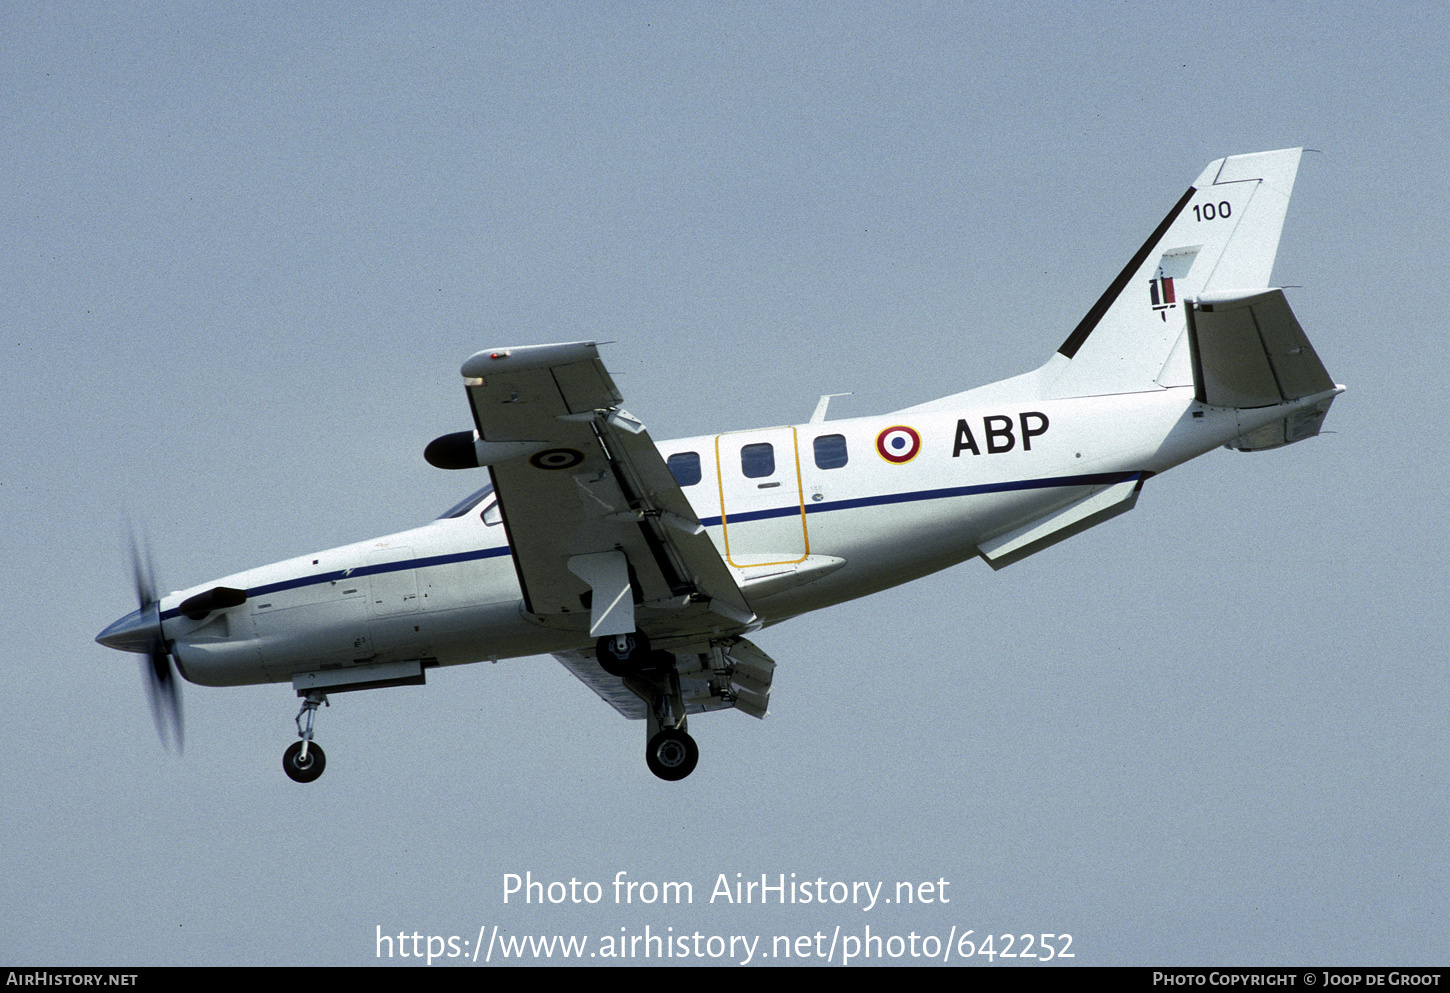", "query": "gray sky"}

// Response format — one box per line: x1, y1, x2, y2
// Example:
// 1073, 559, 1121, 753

4, 1, 1447, 967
